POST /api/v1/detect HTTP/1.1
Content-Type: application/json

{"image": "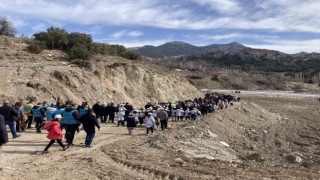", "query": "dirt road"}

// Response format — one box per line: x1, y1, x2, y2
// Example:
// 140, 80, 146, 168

1, 95, 320, 179
1, 124, 161, 180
